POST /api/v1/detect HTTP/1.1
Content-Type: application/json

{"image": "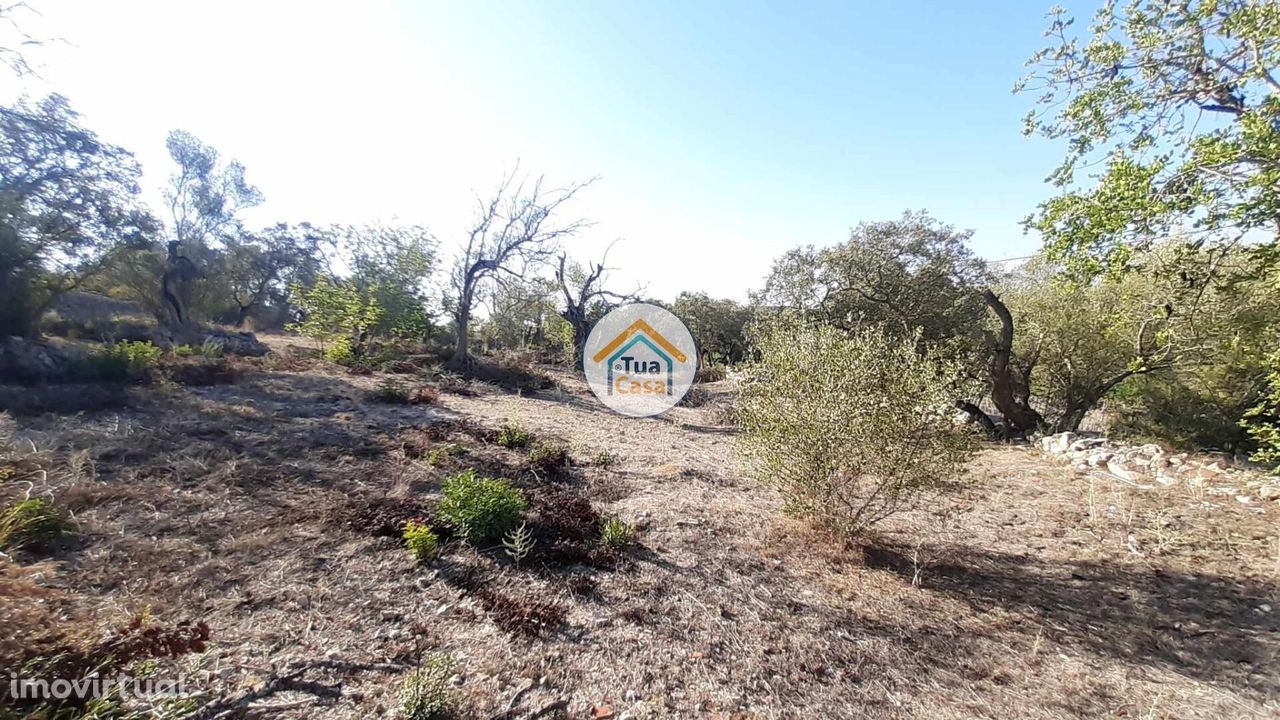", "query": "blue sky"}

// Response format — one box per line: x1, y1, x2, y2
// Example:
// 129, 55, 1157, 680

6, 0, 1071, 300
